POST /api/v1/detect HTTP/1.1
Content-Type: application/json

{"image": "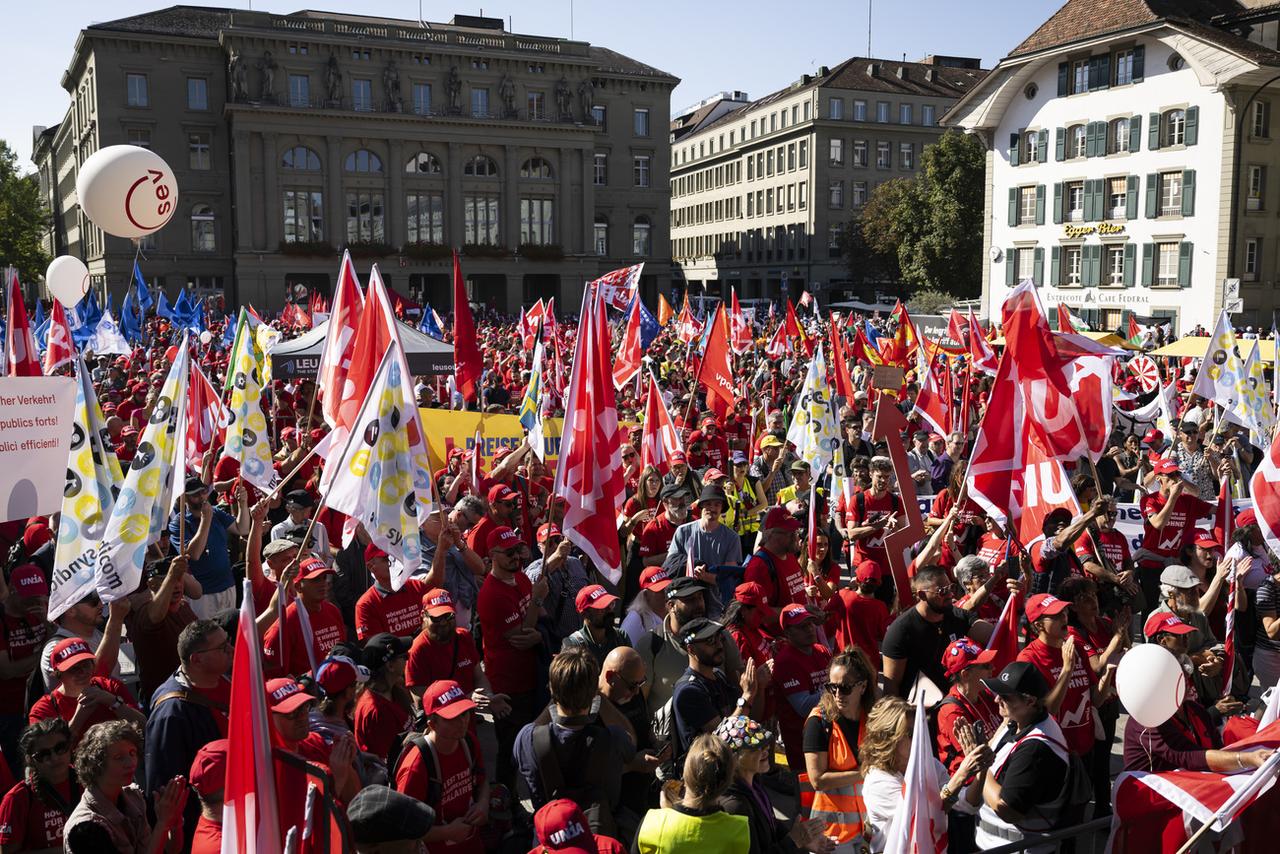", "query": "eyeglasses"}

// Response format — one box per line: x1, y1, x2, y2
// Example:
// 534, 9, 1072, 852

196, 640, 233, 656
616, 673, 646, 692
428, 611, 456, 622
824, 680, 867, 696
31, 741, 70, 762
